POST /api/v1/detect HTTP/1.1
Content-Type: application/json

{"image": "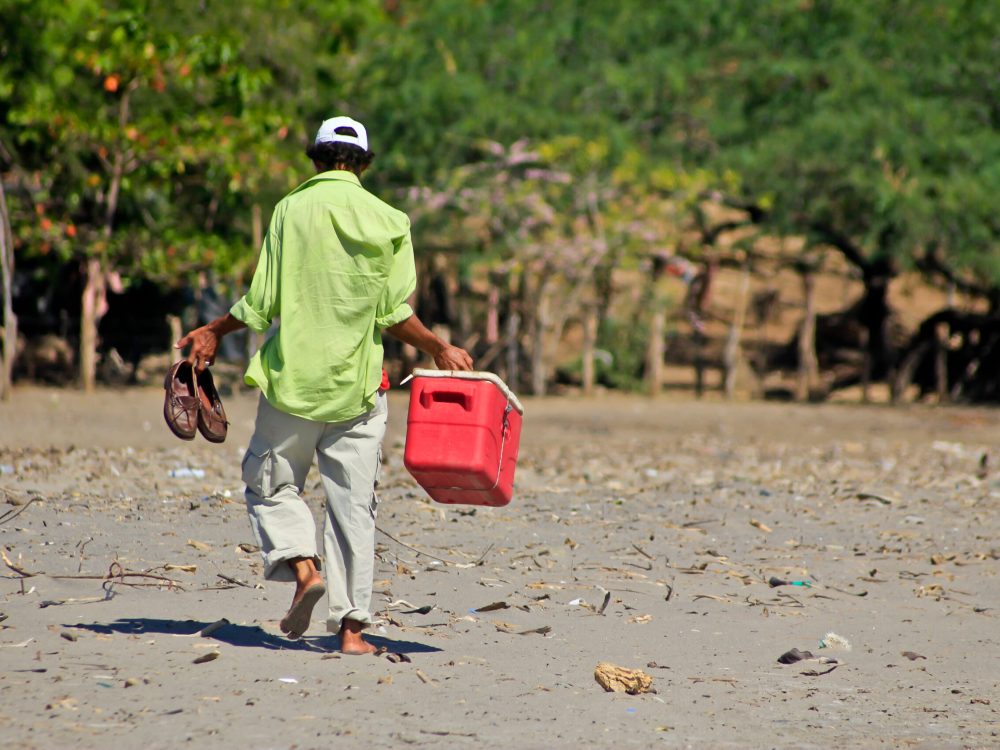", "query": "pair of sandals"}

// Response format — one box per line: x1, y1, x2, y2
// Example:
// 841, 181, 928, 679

163, 360, 228, 443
